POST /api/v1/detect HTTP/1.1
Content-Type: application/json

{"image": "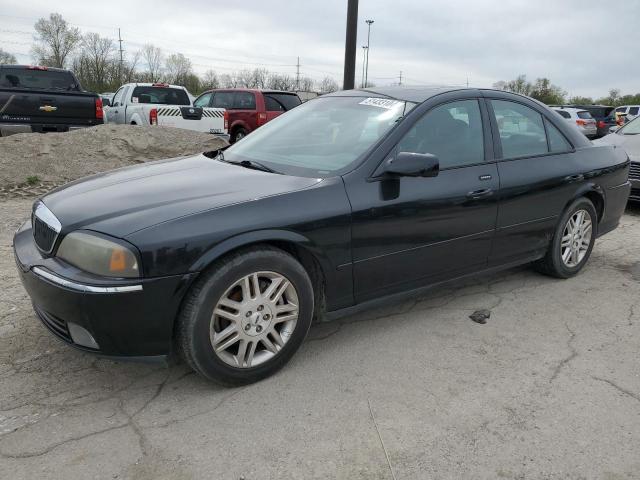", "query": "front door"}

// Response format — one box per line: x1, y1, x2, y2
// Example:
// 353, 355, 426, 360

347, 99, 499, 302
